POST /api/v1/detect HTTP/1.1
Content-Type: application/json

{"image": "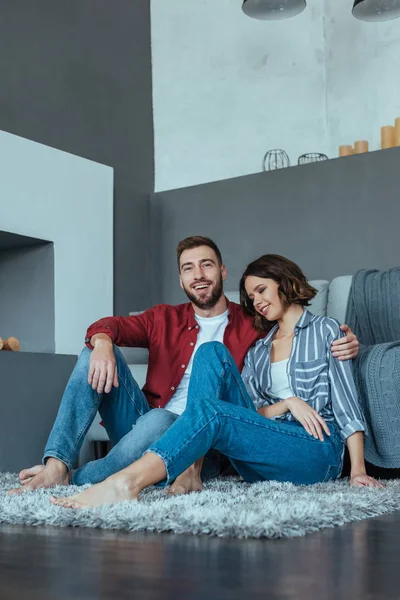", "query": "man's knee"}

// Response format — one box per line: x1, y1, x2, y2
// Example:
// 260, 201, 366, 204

76, 346, 91, 371
136, 408, 178, 436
